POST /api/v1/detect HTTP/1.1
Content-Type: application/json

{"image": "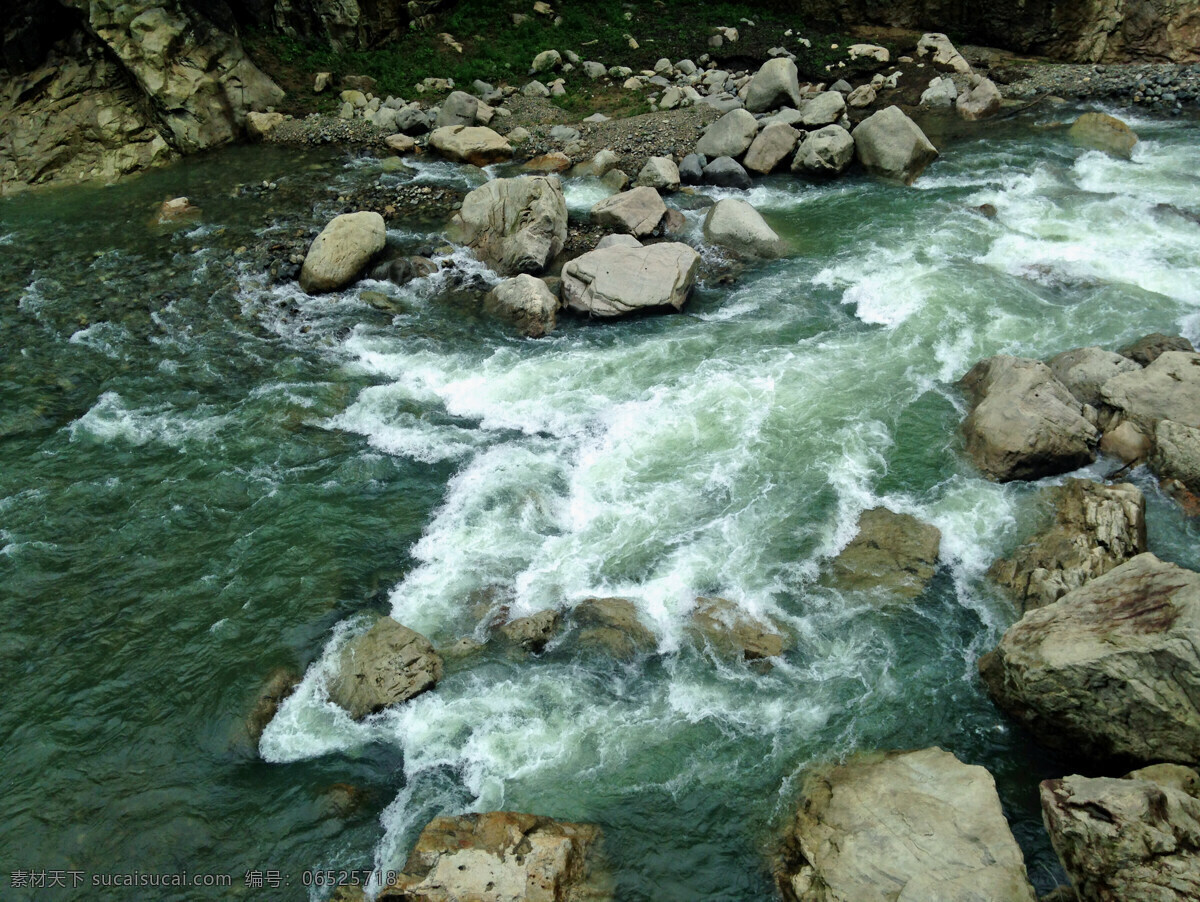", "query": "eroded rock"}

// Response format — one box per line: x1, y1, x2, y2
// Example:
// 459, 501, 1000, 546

702, 198, 784, 258
449, 176, 568, 275
830, 507, 942, 599
589, 186, 667, 237
327, 617, 443, 720
429, 125, 513, 166
689, 596, 784, 661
